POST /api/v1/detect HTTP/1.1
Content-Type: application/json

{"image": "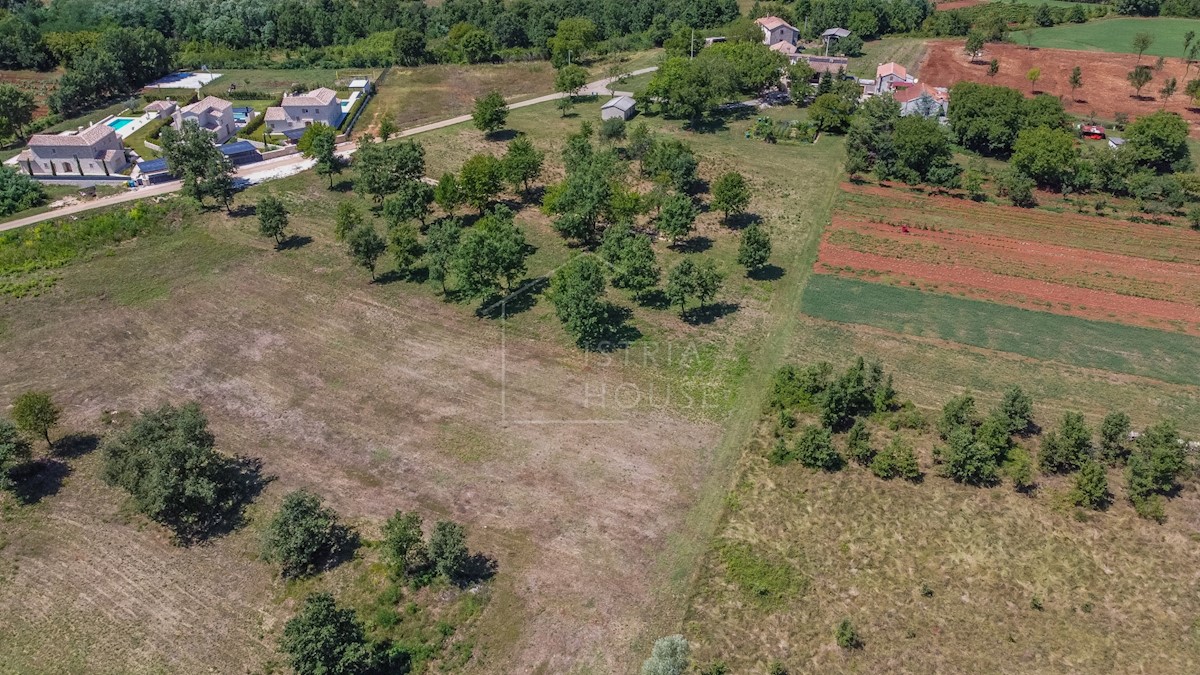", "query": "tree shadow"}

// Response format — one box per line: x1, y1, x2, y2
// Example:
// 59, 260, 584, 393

748, 264, 785, 281
229, 203, 257, 218
277, 234, 313, 251
54, 432, 99, 459
331, 179, 354, 193
8, 458, 71, 505
486, 129, 519, 142
454, 552, 499, 587
726, 212, 762, 231
476, 277, 549, 319
636, 288, 671, 310
674, 235, 713, 253
684, 301, 739, 325
687, 178, 711, 197
583, 304, 642, 352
